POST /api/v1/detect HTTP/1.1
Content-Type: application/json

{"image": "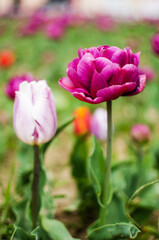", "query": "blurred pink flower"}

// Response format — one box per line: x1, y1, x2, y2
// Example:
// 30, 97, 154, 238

59, 45, 146, 104
95, 15, 115, 31
139, 66, 156, 82
13, 80, 57, 145
19, 11, 47, 36
131, 124, 151, 144
151, 33, 159, 55
5, 73, 35, 100
46, 22, 65, 40
90, 108, 107, 140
